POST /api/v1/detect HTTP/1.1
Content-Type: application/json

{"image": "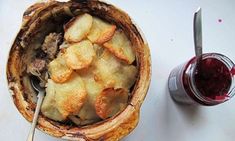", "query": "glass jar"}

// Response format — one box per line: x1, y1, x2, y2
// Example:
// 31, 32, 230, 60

168, 53, 235, 105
